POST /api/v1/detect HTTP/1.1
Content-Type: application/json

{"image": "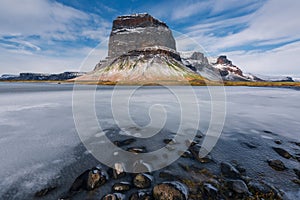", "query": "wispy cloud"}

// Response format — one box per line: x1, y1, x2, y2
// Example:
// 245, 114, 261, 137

0, 0, 111, 74
225, 41, 300, 76
183, 0, 300, 53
